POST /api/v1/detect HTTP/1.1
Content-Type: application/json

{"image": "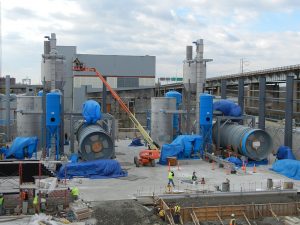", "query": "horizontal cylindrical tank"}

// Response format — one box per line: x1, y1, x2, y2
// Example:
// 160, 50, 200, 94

151, 97, 176, 147
17, 96, 42, 148
76, 123, 114, 161
213, 124, 273, 161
